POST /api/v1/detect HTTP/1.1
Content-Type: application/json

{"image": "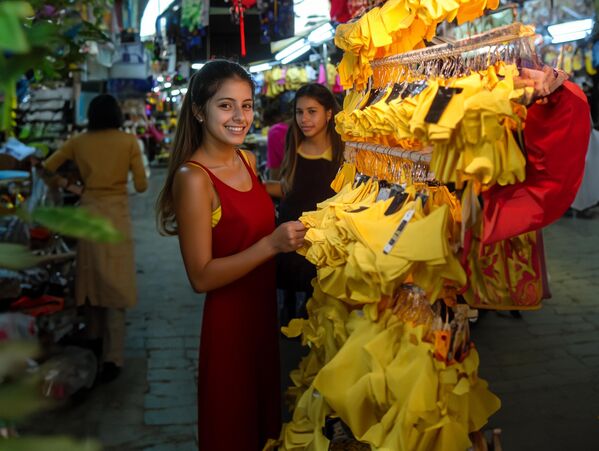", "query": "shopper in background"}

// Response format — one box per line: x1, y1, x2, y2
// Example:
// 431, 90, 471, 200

263, 97, 291, 180
43, 94, 148, 383
155, 60, 305, 451
266, 83, 344, 322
